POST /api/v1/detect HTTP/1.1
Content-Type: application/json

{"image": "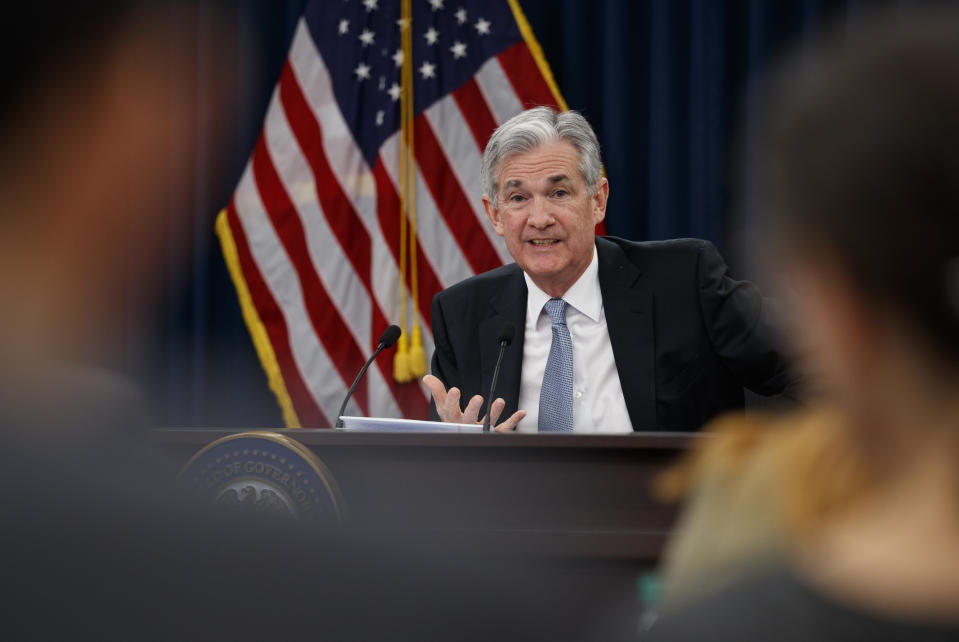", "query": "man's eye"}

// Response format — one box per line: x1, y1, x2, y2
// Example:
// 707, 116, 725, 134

553, 189, 568, 198
509, 194, 526, 202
